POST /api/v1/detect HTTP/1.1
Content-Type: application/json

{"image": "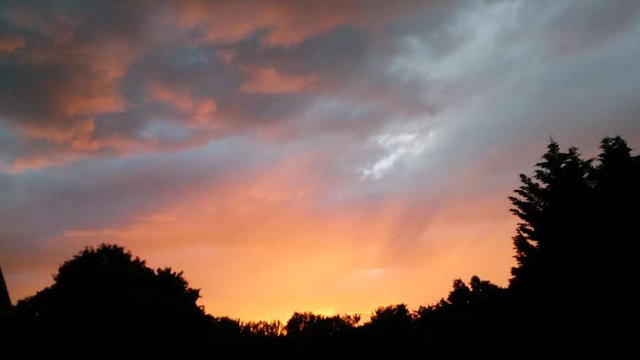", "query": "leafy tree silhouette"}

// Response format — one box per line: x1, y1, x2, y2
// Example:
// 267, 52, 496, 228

412, 276, 510, 356
363, 304, 414, 357
13, 244, 210, 359
284, 312, 360, 359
